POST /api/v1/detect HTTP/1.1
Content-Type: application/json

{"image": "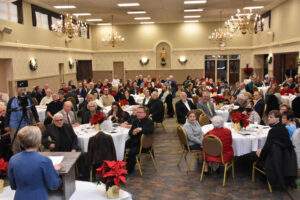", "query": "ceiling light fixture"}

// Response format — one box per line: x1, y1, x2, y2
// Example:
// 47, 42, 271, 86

184, 0, 207, 5
140, 21, 155, 24
101, 15, 125, 47
117, 3, 140, 7
184, 20, 199, 23
243, 6, 264, 10
134, 17, 151, 20
127, 11, 146, 14
86, 18, 103, 22
184, 8, 204, 12
97, 23, 112, 26
184, 15, 201, 19
73, 13, 91, 16
54, 5, 76, 9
